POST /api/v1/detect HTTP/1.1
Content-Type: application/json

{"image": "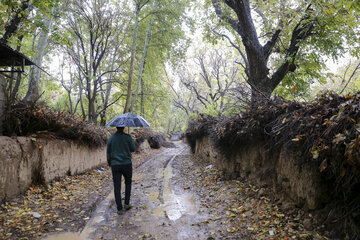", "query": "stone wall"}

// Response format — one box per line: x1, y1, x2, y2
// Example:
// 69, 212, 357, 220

194, 137, 327, 210
0, 136, 106, 202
